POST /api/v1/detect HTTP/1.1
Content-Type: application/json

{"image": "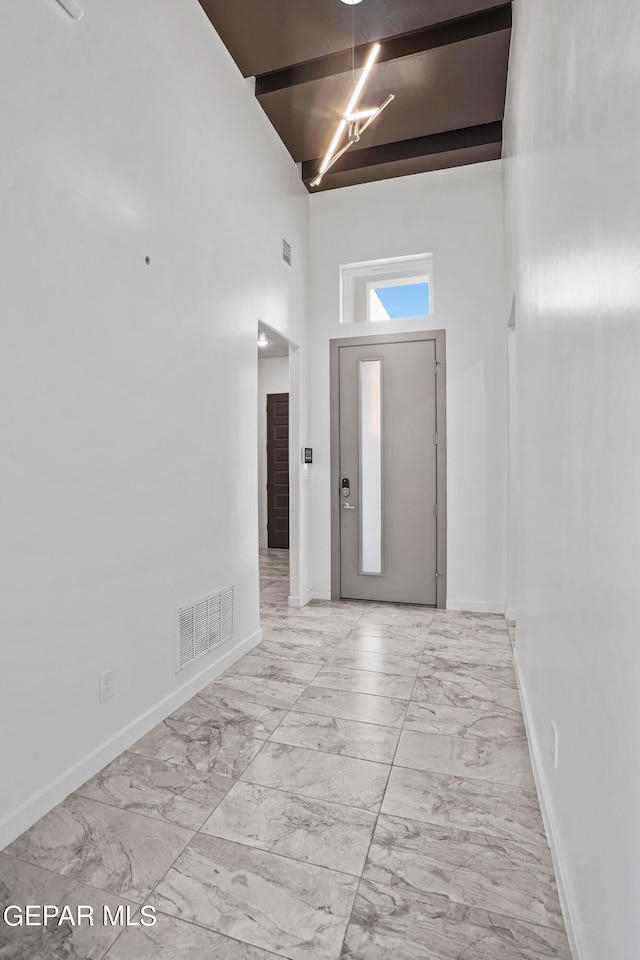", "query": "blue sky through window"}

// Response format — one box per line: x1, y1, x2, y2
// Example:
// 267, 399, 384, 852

372, 281, 430, 319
